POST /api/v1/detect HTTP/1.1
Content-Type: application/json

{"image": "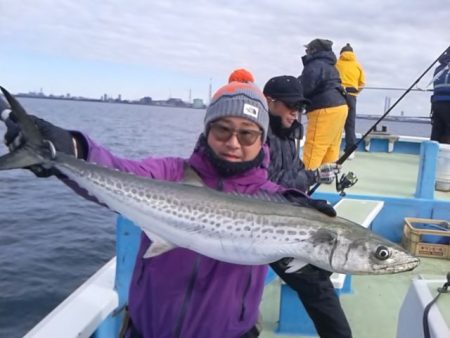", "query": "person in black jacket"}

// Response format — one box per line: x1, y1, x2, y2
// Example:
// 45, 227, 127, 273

299, 38, 348, 170
263, 75, 352, 338
430, 51, 450, 144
